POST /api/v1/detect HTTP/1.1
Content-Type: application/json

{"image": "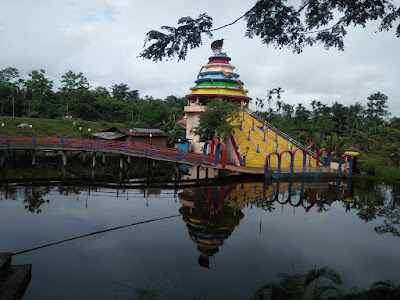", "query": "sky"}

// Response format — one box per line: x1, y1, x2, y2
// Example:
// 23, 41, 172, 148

1, 0, 399, 116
